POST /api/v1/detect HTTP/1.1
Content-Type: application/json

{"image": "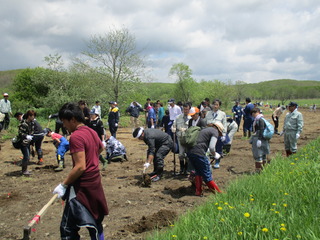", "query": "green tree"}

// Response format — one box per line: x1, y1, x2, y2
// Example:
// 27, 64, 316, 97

169, 63, 197, 102
80, 27, 146, 102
